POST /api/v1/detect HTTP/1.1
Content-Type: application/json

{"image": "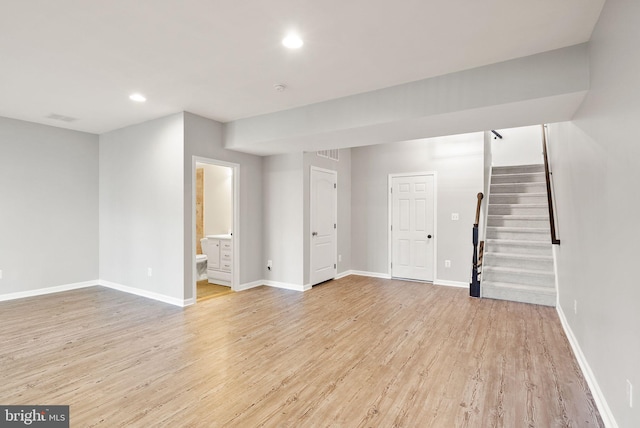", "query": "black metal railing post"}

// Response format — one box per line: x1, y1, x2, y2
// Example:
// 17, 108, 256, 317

470, 192, 483, 297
